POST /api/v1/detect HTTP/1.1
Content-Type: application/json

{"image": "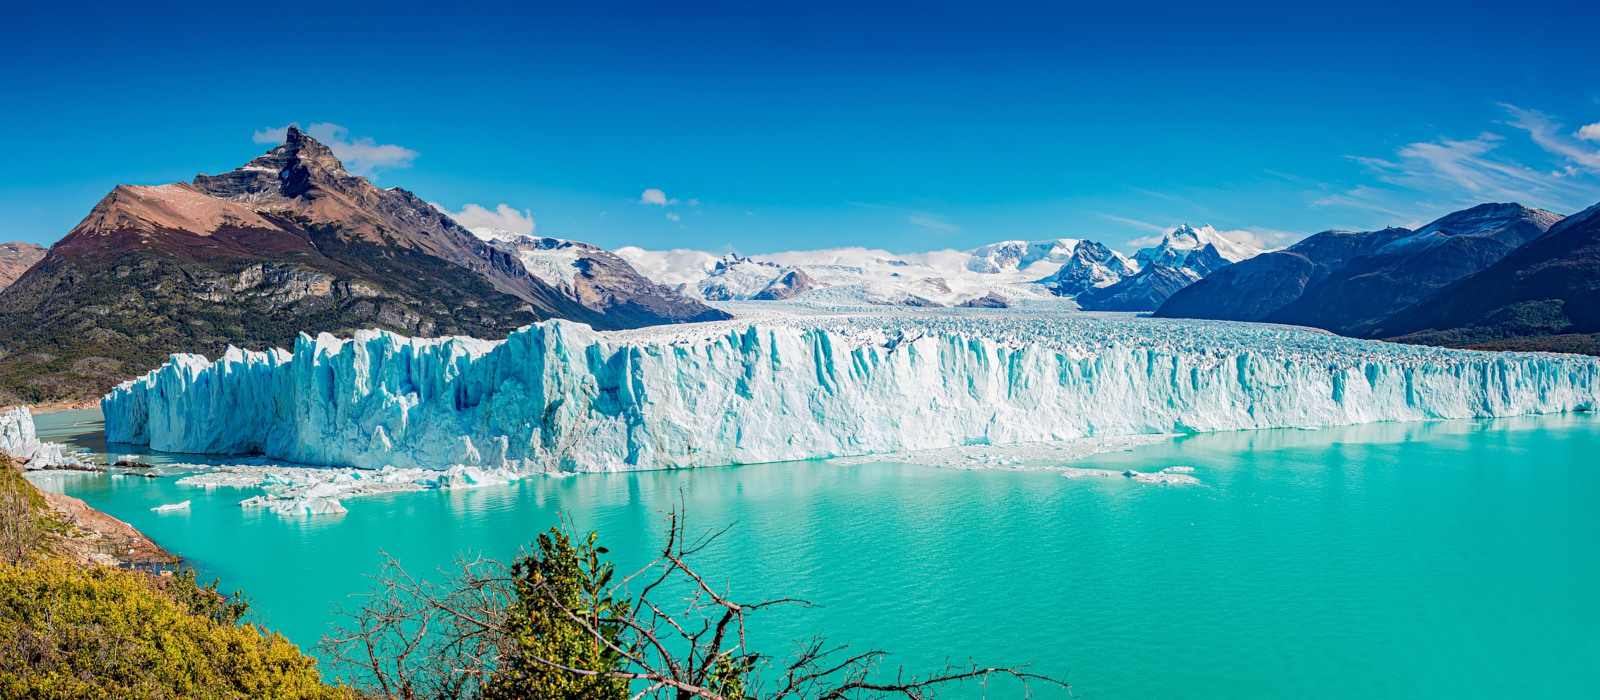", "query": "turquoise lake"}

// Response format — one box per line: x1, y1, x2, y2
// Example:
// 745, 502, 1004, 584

27, 409, 1600, 699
